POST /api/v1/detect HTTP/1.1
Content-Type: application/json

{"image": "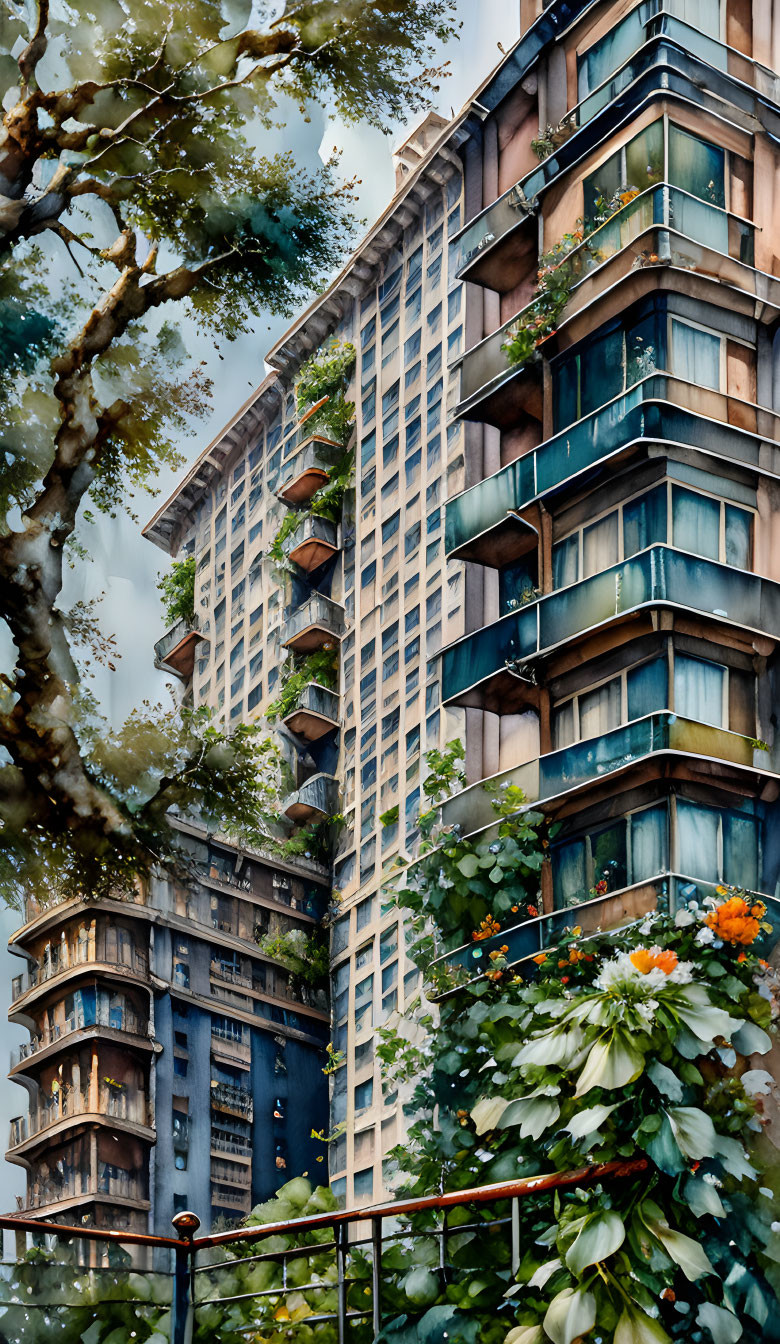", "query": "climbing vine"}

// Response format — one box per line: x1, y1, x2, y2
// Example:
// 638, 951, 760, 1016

265, 647, 339, 724
296, 339, 356, 446
157, 555, 196, 626
257, 926, 330, 988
